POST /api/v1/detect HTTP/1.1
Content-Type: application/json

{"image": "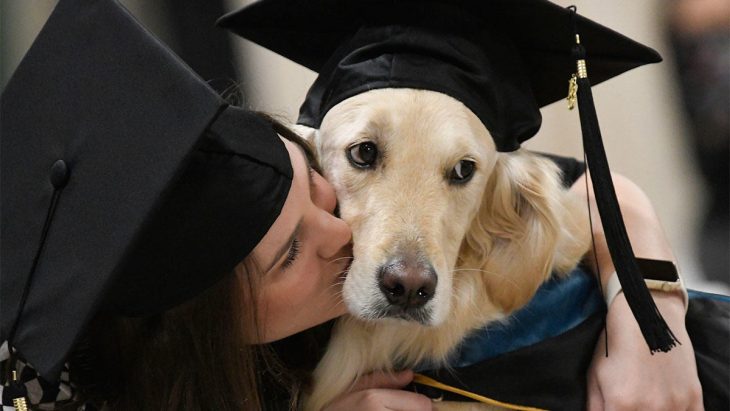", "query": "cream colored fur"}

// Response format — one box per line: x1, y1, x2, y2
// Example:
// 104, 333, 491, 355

303, 89, 590, 410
